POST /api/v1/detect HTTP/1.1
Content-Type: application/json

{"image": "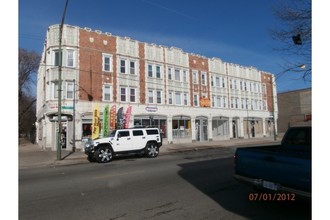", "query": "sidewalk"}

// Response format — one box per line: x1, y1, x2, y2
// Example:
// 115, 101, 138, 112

19, 136, 282, 169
